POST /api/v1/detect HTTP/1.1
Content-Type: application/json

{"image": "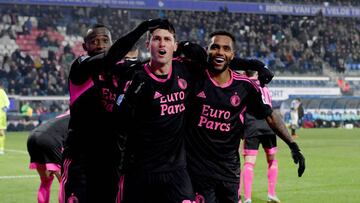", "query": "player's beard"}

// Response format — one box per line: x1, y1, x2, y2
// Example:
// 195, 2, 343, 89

207, 55, 230, 74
